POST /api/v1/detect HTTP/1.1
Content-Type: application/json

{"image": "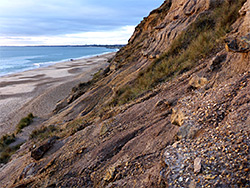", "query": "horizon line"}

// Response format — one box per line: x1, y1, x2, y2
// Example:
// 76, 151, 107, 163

0, 44, 126, 47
